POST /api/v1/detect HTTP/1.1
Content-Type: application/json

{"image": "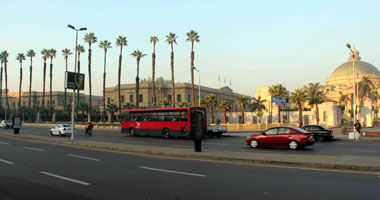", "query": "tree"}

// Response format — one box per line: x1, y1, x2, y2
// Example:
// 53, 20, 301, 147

26, 49, 35, 109
1, 51, 10, 117
217, 100, 232, 124
122, 102, 135, 110
48, 48, 56, 120
251, 96, 267, 112
178, 102, 190, 107
62, 48, 72, 121
105, 103, 118, 122
166, 32, 177, 107
358, 76, 375, 105
0, 52, 4, 111
130, 50, 146, 108
290, 89, 307, 127
79, 102, 89, 122
186, 30, 200, 106
269, 84, 288, 123
338, 94, 351, 110
16, 53, 26, 111
84, 32, 97, 122
41, 49, 50, 107
150, 36, 159, 107
369, 88, 379, 122
99, 40, 112, 121
236, 96, 249, 124
116, 36, 127, 117
305, 82, 325, 125
256, 111, 264, 124
75, 44, 85, 115
159, 99, 171, 108
205, 94, 217, 124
